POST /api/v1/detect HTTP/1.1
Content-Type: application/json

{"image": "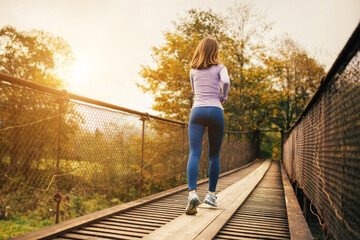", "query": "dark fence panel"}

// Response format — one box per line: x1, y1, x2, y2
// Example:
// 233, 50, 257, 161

0, 73, 255, 229
283, 23, 360, 239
